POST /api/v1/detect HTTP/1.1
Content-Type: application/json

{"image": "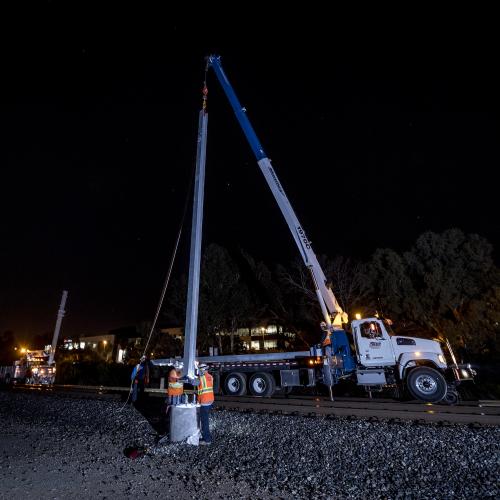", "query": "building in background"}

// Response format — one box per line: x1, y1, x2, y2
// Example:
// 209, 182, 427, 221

160, 326, 183, 341
60, 321, 297, 362
223, 324, 295, 351
62, 326, 141, 363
